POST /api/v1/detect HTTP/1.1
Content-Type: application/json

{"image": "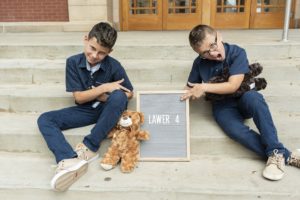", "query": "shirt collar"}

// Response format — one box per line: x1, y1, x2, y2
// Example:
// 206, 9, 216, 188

78, 53, 108, 72
86, 60, 101, 75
